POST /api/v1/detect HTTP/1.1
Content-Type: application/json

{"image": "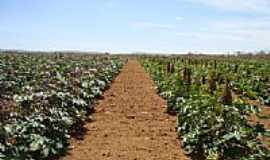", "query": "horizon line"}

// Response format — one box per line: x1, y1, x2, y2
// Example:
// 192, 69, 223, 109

1, 48, 269, 55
